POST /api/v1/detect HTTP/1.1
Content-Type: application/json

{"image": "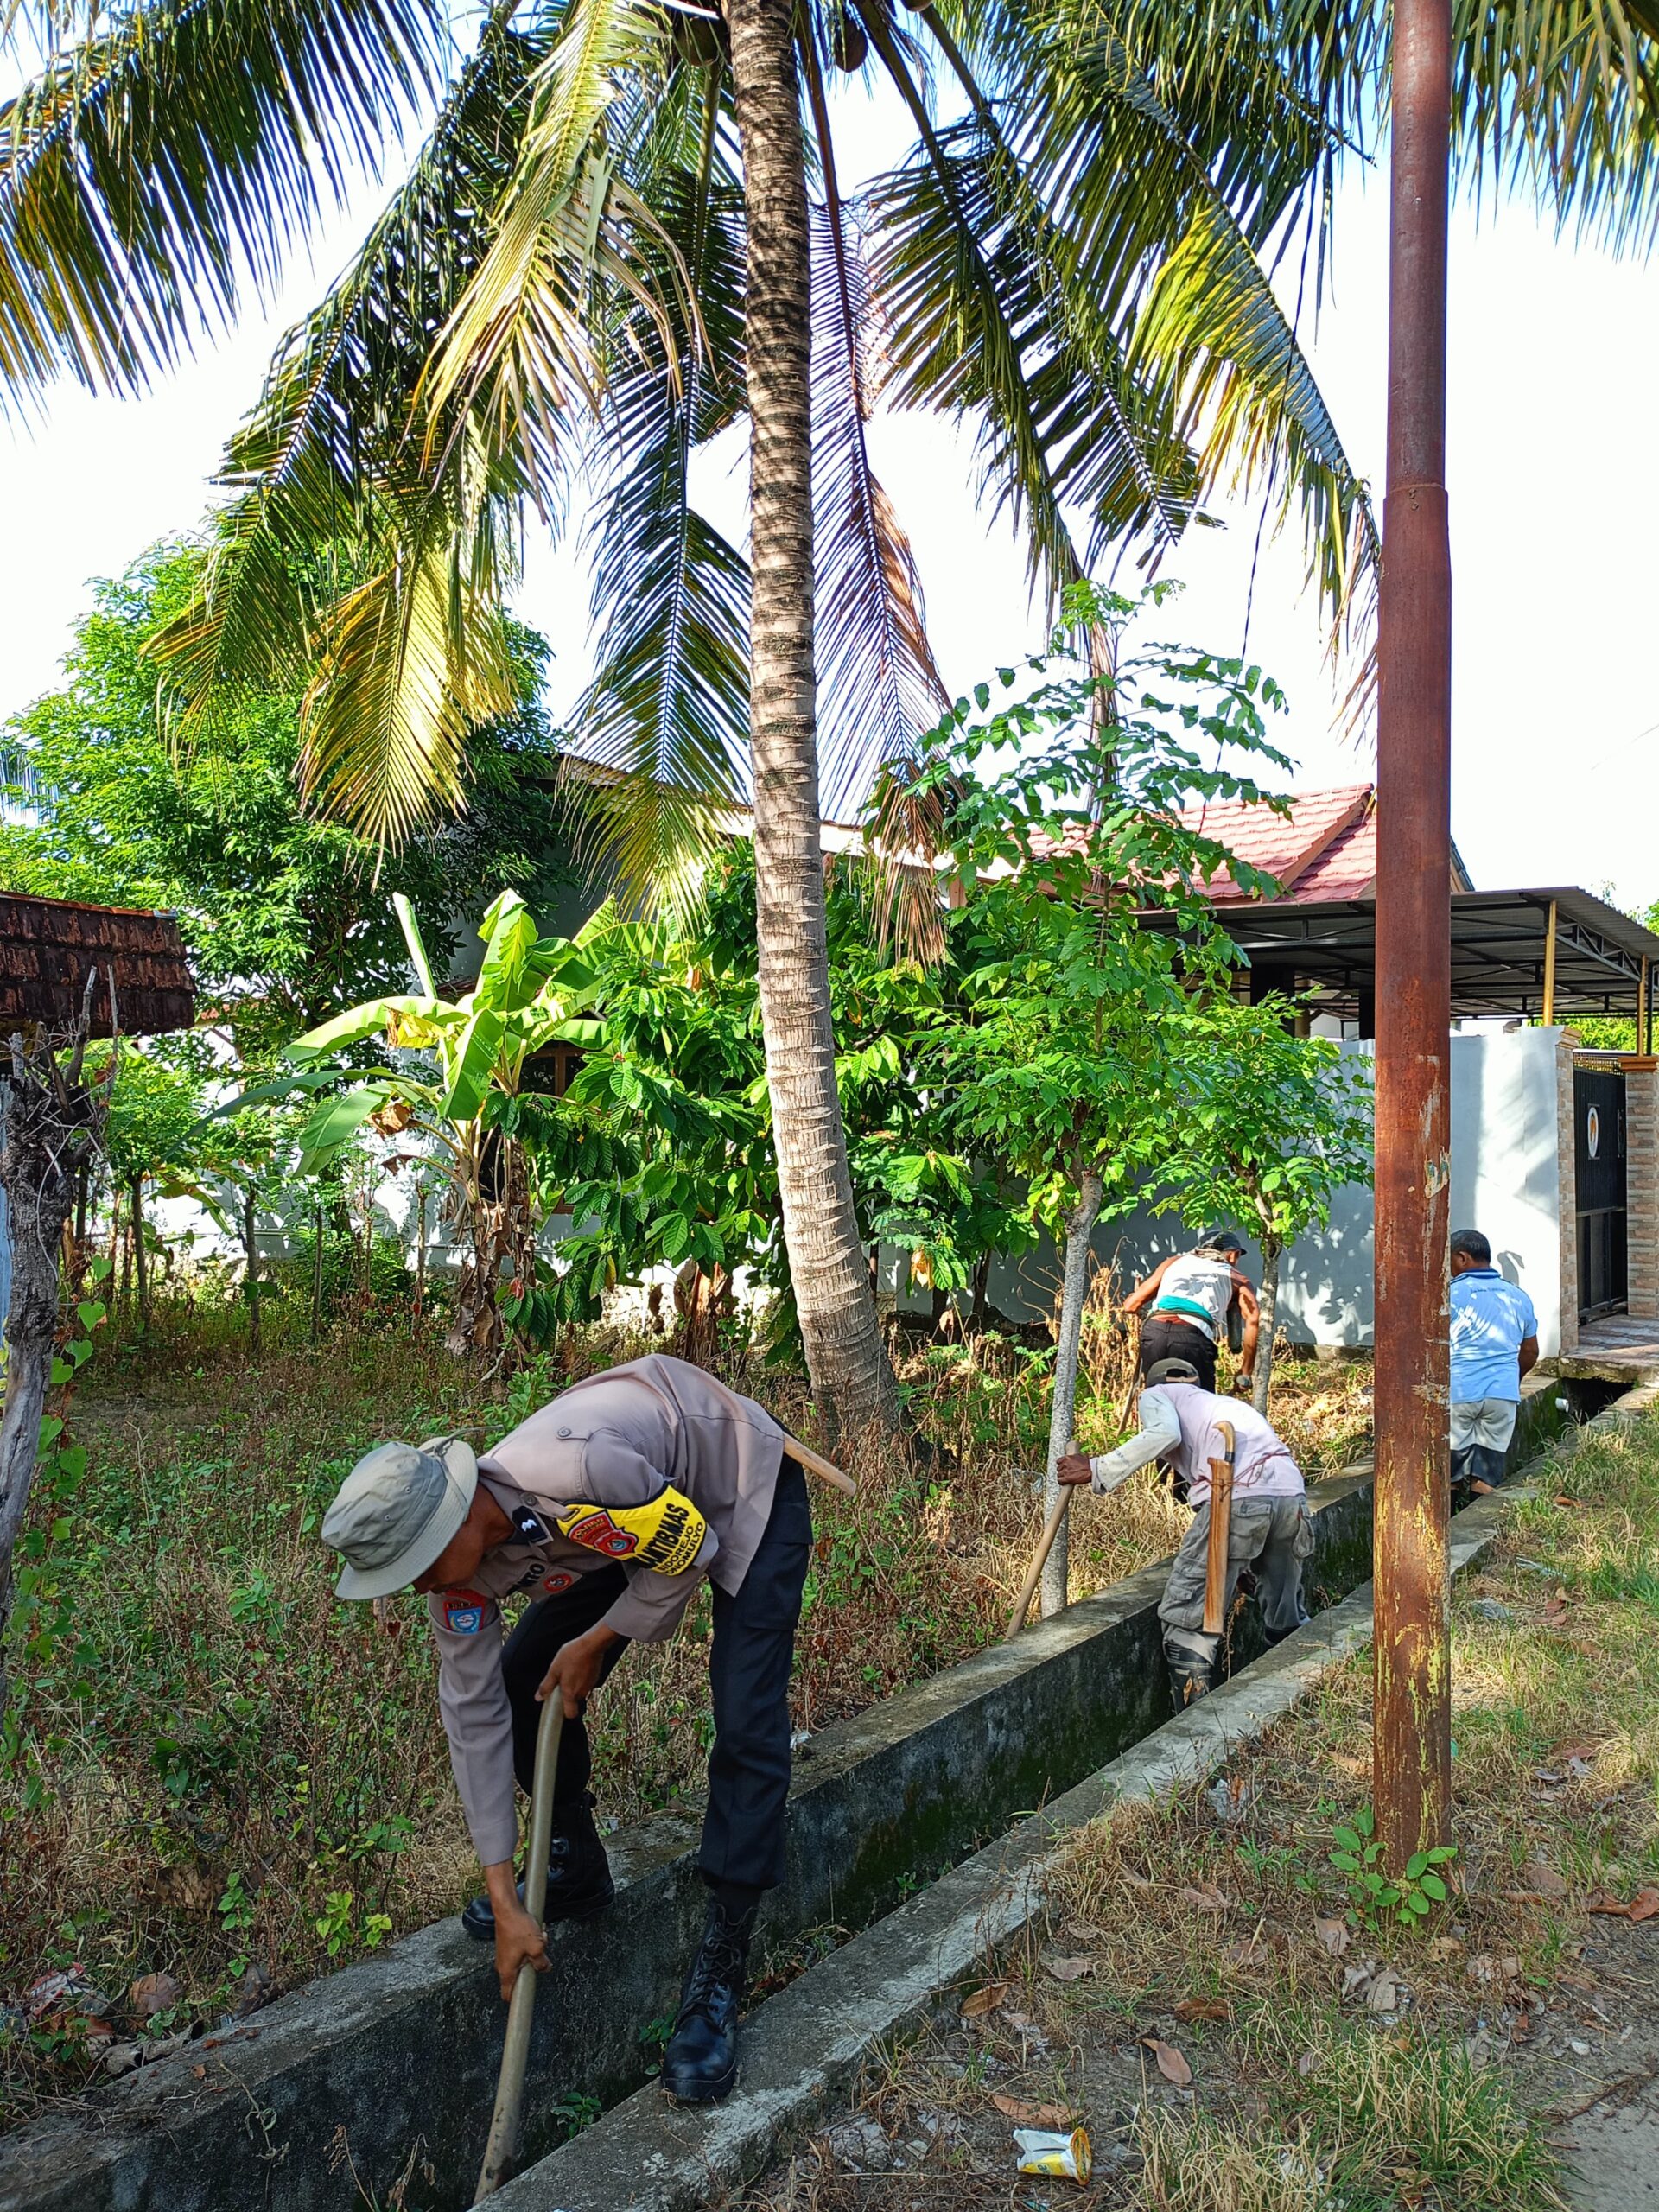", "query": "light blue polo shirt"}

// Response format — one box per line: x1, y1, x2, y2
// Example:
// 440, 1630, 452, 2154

1449, 1269, 1537, 1404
